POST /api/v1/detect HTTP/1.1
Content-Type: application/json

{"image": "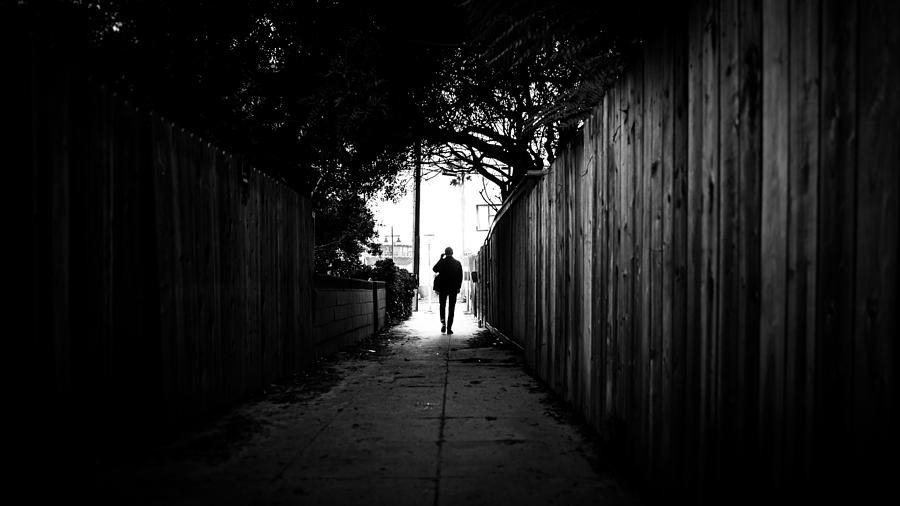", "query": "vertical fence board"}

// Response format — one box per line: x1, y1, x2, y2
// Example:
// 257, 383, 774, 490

606, 91, 618, 423
636, 46, 651, 477
537, 177, 547, 378
786, 0, 820, 479
685, 2, 705, 489
649, 37, 665, 478
816, 0, 856, 480
566, 149, 576, 401
589, 113, 602, 426
737, 0, 763, 478
579, 133, 594, 414
854, 0, 899, 485
548, 163, 558, 390
760, 0, 790, 485
659, 25, 675, 481
593, 104, 607, 424
611, 83, 623, 424
718, 0, 741, 485
618, 73, 631, 440
625, 65, 638, 458
636, 58, 650, 464
671, 19, 689, 489
696, 0, 722, 488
